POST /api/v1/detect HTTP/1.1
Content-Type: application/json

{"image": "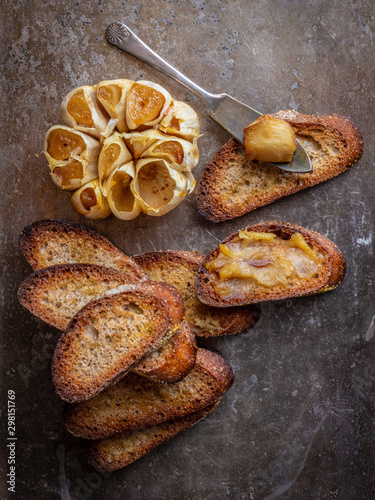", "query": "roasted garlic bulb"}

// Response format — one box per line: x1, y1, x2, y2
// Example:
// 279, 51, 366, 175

44, 79, 200, 220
